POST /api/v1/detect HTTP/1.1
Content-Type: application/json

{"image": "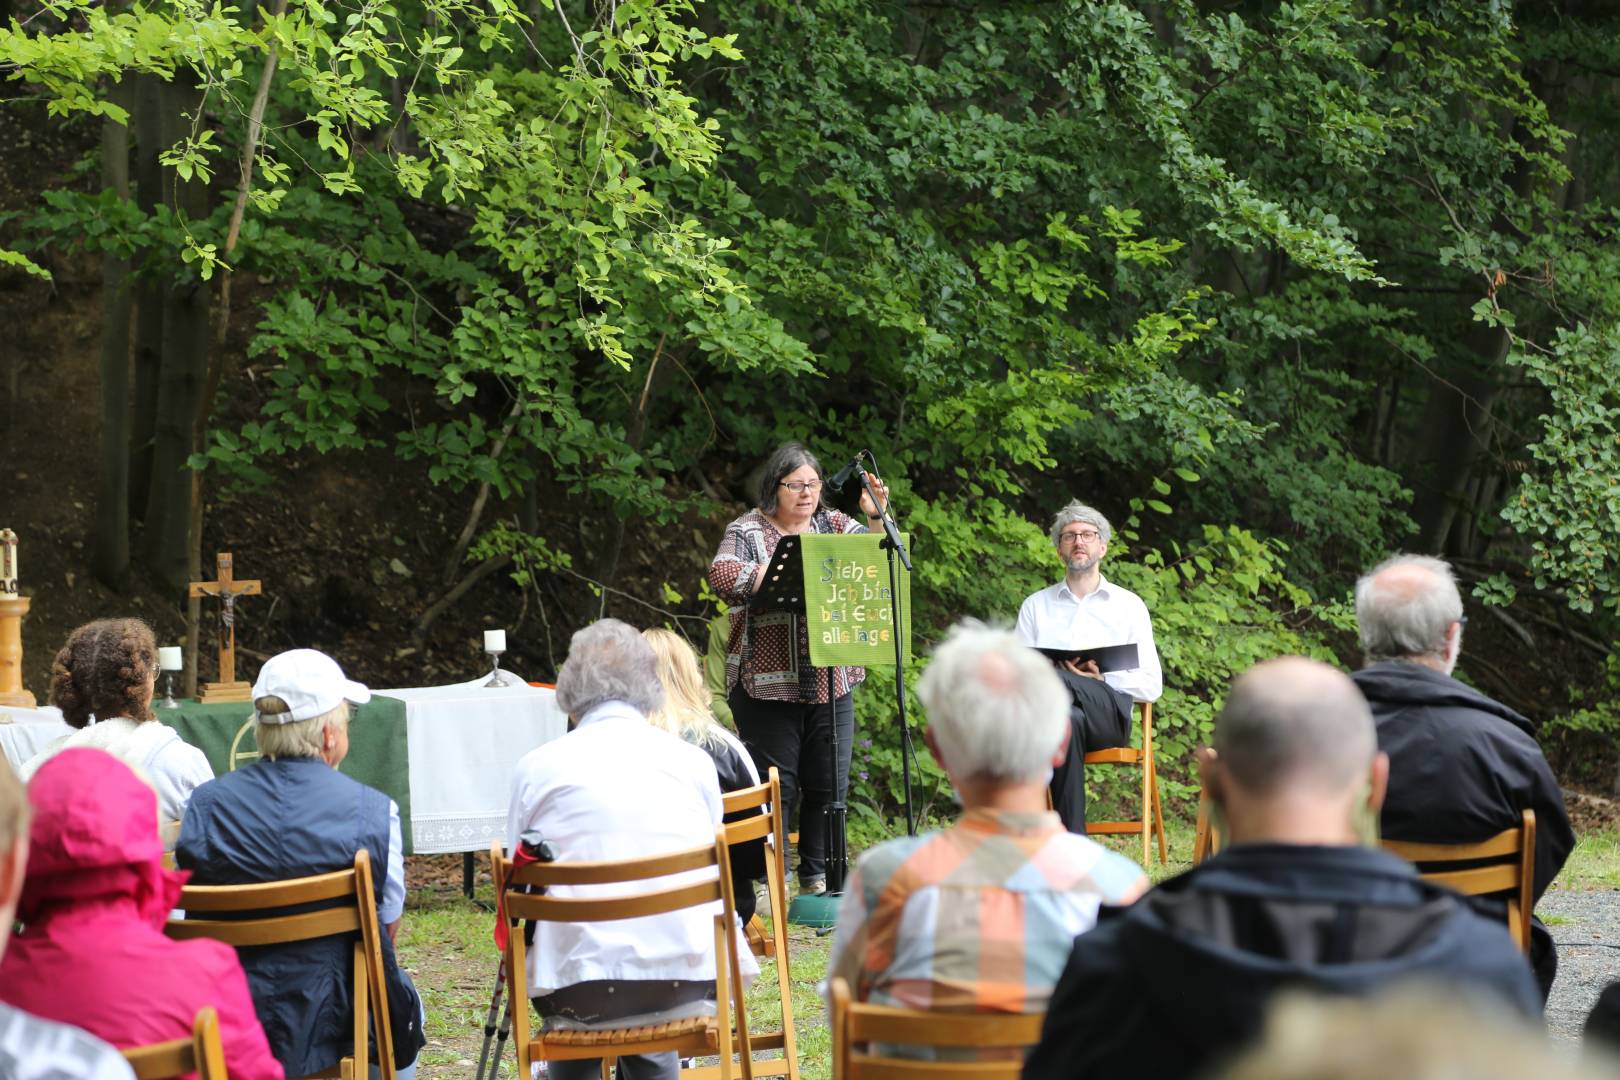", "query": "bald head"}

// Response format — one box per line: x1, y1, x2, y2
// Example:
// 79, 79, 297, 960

1214, 657, 1376, 798
1356, 554, 1463, 666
